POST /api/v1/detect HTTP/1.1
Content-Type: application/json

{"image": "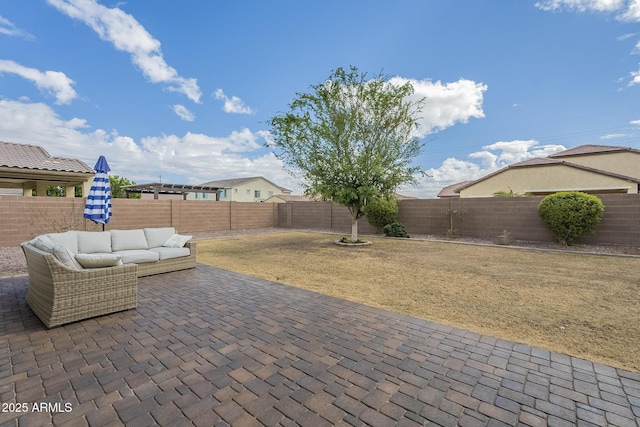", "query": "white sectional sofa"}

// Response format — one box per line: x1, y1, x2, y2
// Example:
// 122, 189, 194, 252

21, 227, 196, 328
